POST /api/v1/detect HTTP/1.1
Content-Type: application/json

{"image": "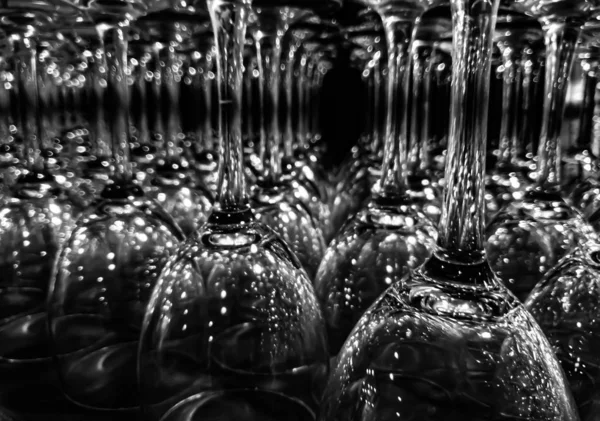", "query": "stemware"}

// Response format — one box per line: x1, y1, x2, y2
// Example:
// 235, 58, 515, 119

405, 5, 449, 224
485, 0, 598, 301
47, 0, 185, 415
137, 0, 332, 420
484, 6, 541, 219
320, 0, 580, 419
0, 2, 102, 418
328, 7, 385, 237
568, 20, 600, 225
247, 5, 328, 280
314, 0, 442, 354
525, 240, 600, 419
134, 1, 214, 237
281, 16, 338, 242
562, 24, 600, 191
522, 22, 600, 421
